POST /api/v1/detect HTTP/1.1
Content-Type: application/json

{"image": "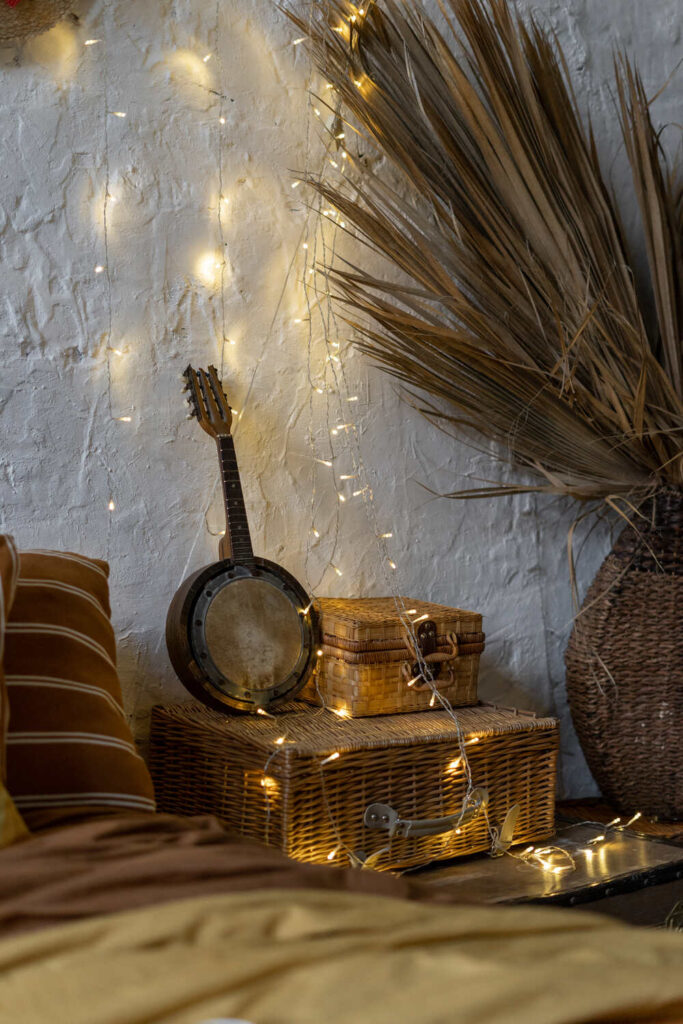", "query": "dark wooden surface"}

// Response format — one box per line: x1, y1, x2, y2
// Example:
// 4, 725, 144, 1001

413, 812, 683, 927
556, 798, 683, 842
